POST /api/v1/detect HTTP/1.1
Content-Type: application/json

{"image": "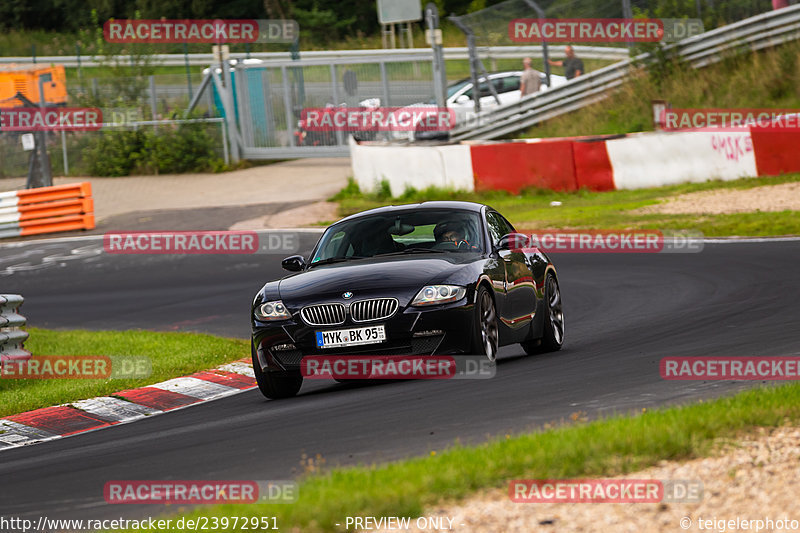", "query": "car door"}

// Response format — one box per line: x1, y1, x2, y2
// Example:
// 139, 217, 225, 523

476, 78, 505, 109
496, 75, 521, 106
486, 212, 537, 337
